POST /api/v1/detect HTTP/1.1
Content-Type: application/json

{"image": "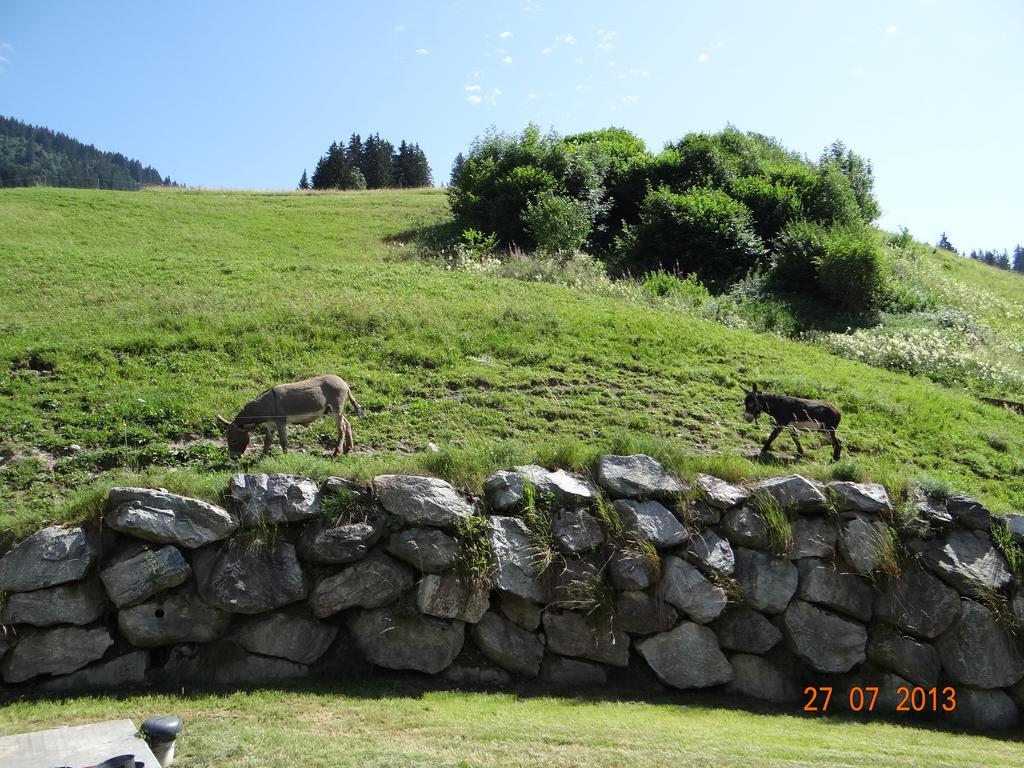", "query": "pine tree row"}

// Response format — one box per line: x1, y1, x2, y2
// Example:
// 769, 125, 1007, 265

300, 133, 432, 191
